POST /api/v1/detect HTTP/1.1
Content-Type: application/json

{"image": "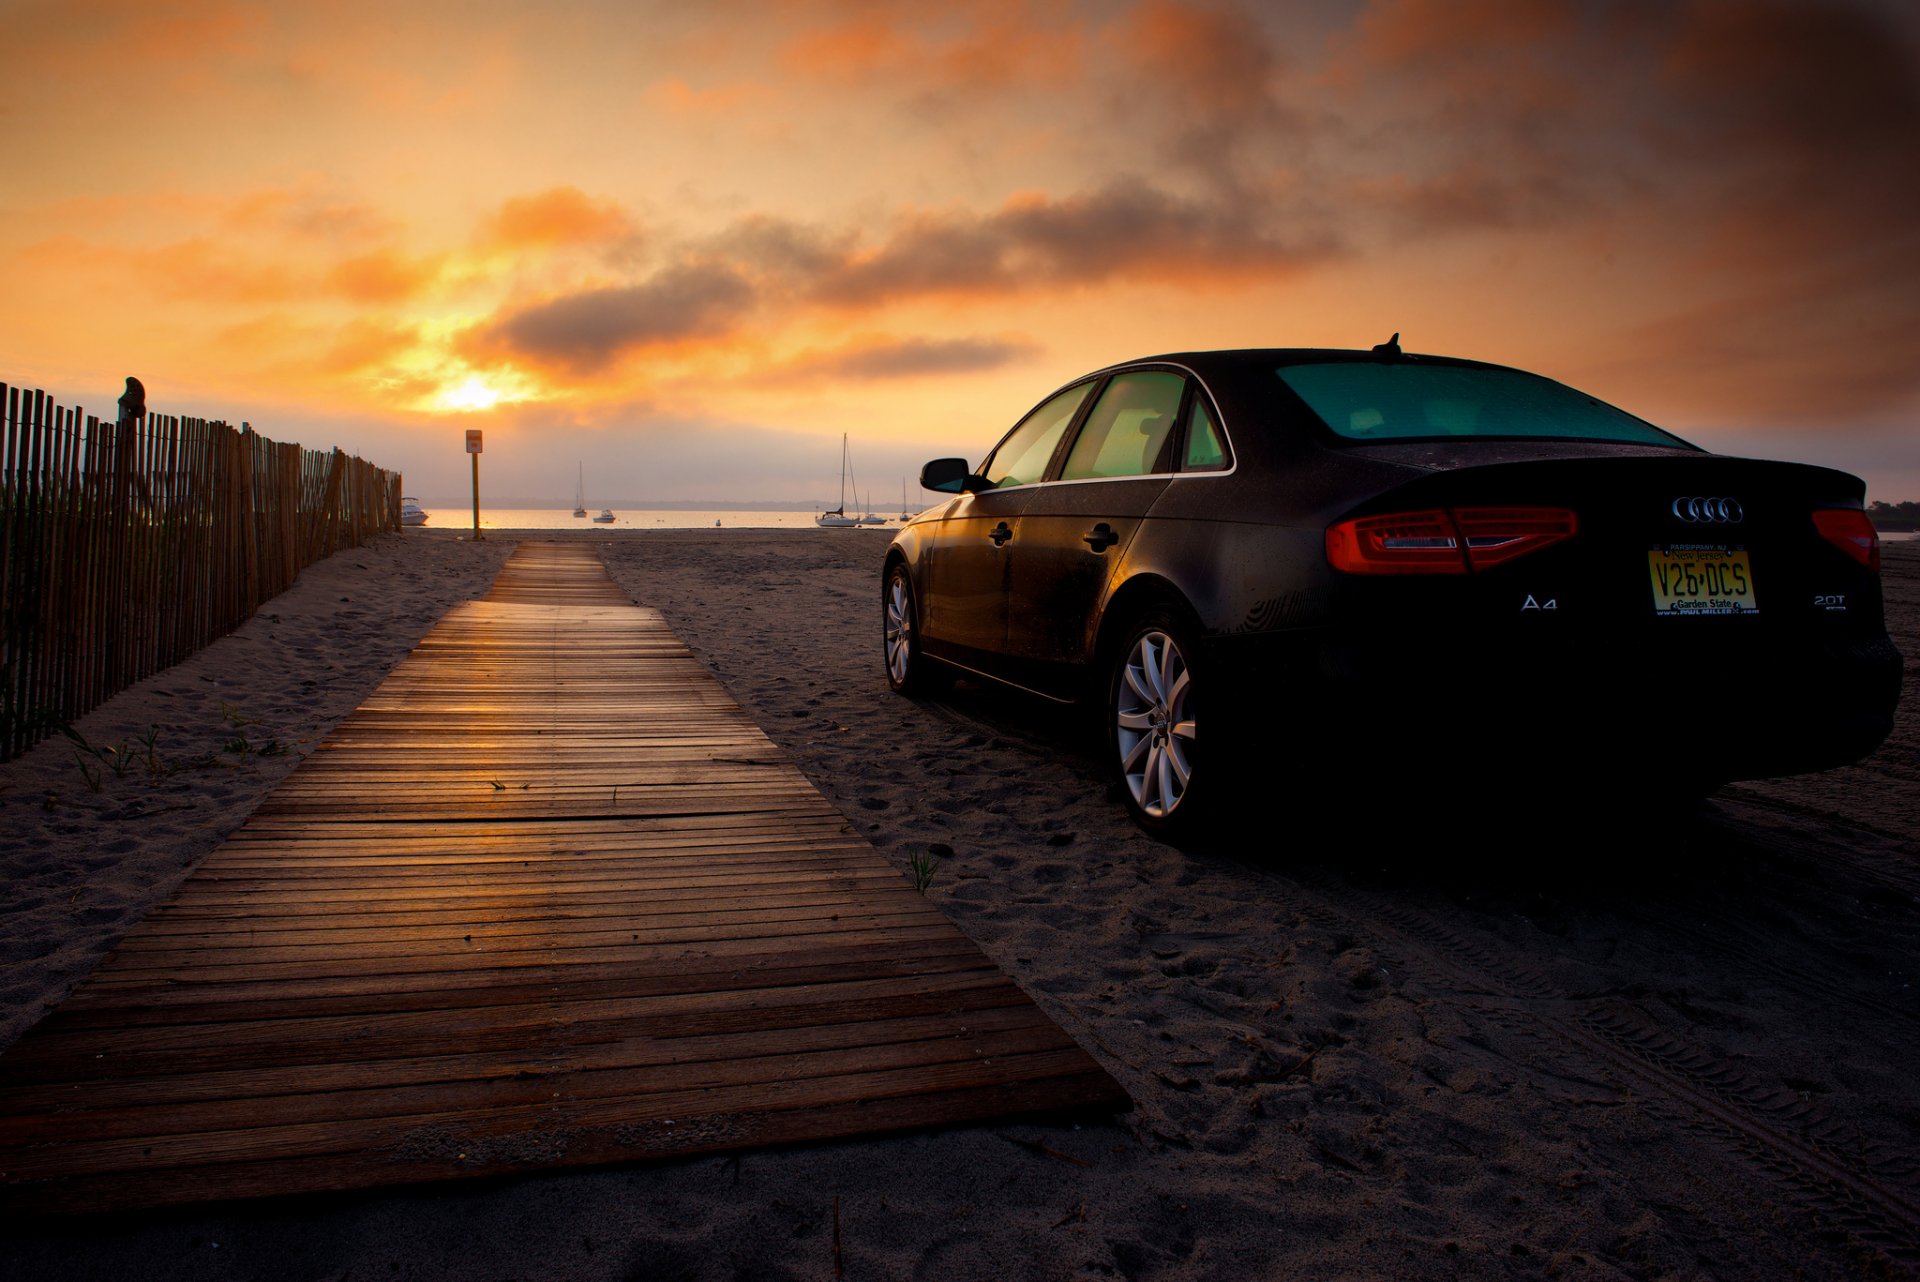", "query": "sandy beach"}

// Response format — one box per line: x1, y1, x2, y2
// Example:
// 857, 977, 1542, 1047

2, 528, 1916, 1280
